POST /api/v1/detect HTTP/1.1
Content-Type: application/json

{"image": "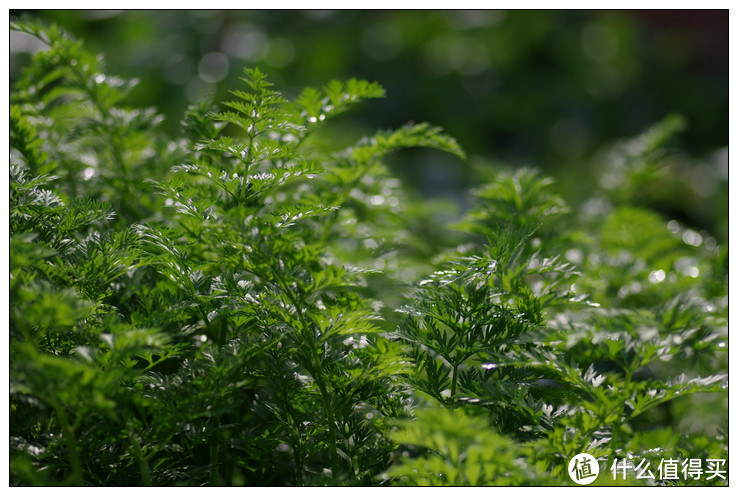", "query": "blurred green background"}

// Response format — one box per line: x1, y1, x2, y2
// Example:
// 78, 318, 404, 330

9, 9, 729, 239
